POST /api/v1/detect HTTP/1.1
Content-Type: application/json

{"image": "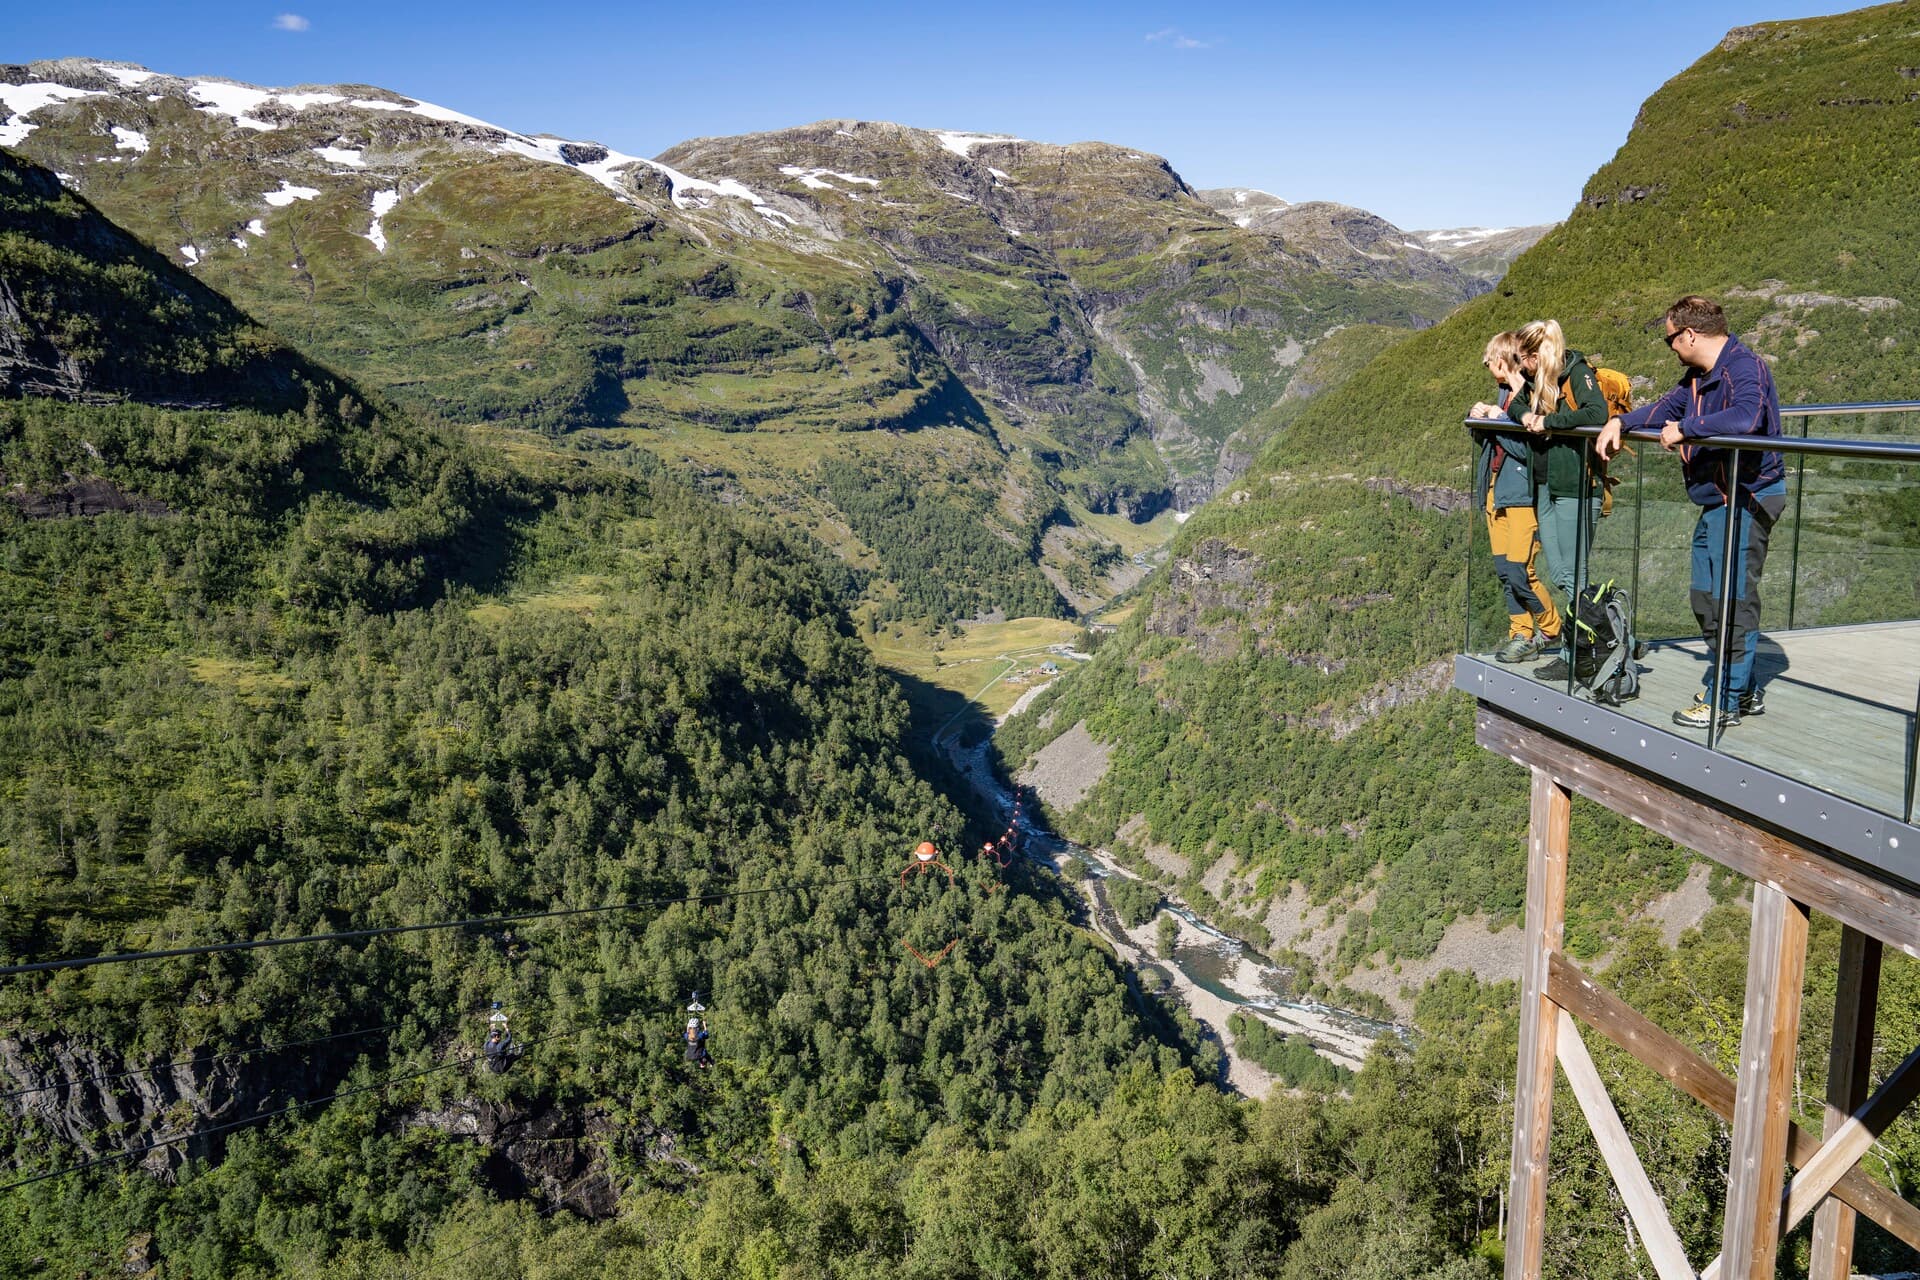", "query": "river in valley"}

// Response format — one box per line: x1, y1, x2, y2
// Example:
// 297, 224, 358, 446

940, 730, 1408, 1098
